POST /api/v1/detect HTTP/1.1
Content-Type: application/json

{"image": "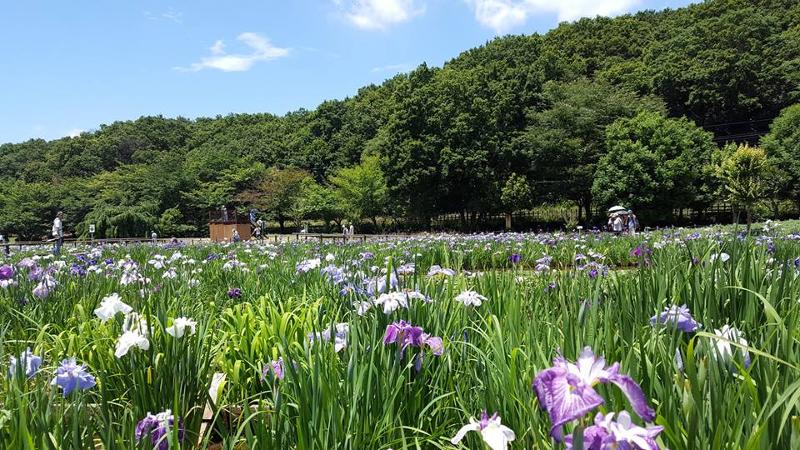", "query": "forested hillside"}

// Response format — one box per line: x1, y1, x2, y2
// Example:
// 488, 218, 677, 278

2, 0, 799, 238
